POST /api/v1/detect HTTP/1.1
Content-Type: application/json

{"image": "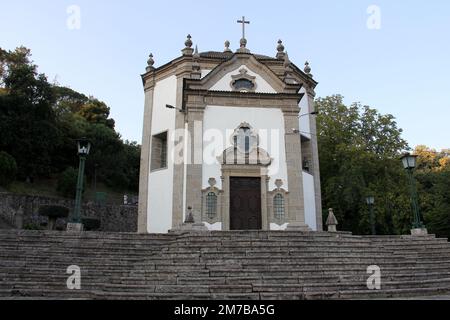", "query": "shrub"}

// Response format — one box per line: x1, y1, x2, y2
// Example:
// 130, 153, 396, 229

38, 205, 70, 219
38, 205, 69, 231
57, 167, 81, 198
0, 151, 18, 187
82, 218, 101, 231
24, 222, 44, 231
